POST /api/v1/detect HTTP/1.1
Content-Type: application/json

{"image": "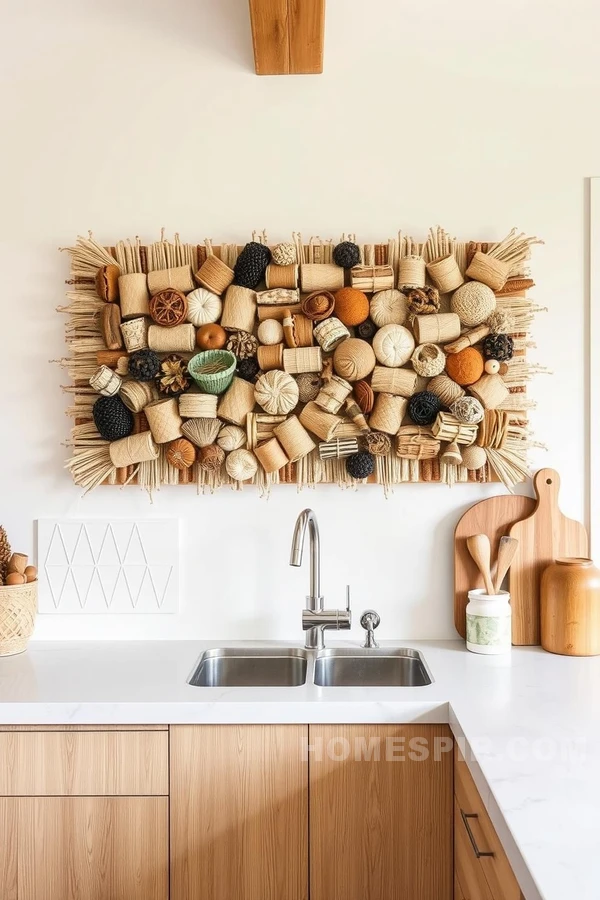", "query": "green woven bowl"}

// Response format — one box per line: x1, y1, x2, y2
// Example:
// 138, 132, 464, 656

188, 350, 237, 395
